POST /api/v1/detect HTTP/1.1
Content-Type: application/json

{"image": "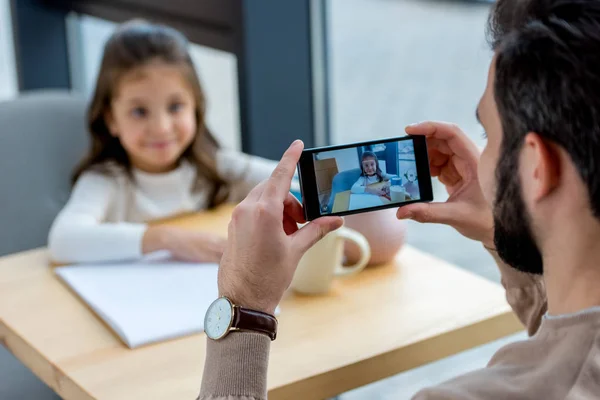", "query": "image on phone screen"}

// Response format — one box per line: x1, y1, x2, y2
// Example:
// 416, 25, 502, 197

298, 136, 433, 220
